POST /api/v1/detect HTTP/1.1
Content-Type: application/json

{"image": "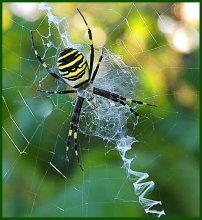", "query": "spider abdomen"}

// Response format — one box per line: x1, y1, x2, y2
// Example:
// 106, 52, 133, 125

57, 48, 90, 88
